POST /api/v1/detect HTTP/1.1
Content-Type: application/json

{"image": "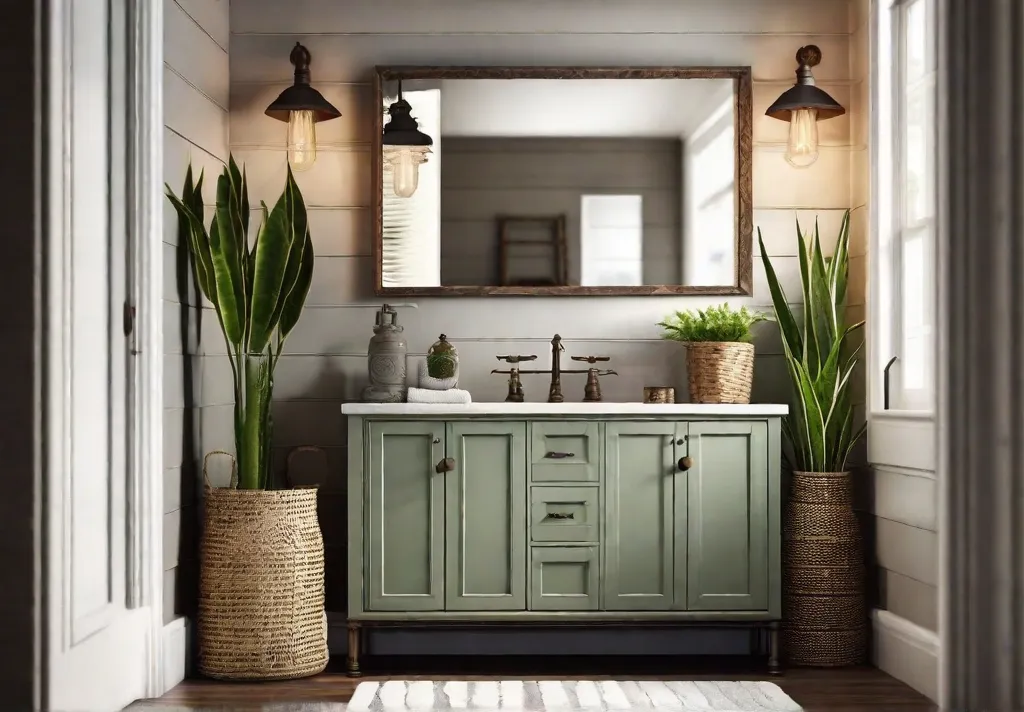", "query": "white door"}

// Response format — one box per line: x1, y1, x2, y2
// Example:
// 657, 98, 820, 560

45, 0, 158, 709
